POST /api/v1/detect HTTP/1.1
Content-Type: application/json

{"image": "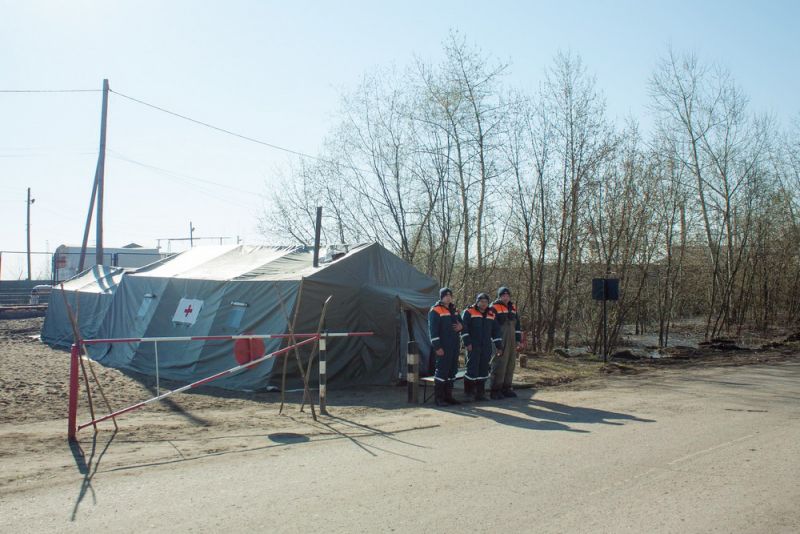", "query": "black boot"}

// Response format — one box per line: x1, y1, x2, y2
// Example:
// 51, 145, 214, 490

434, 382, 447, 406
444, 383, 461, 405
464, 379, 475, 398
502, 387, 518, 398
475, 380, 488, 401
490, 388, 503, 400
